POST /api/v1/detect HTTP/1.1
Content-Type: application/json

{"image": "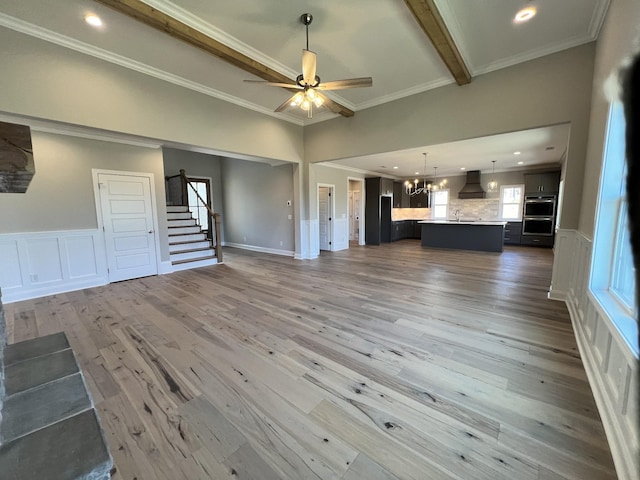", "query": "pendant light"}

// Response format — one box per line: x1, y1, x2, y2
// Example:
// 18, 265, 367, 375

487, 160, 498, 192
405, 153, 432, 196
